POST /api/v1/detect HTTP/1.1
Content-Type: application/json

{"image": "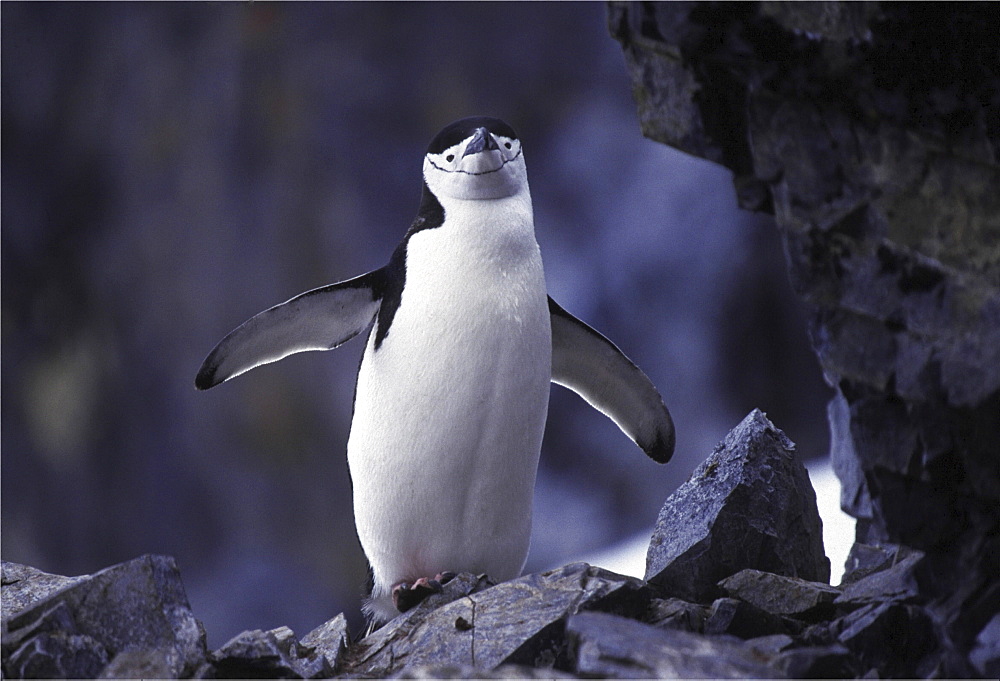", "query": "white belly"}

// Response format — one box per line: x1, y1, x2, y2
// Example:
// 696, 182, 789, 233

347, 211, 550, 616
